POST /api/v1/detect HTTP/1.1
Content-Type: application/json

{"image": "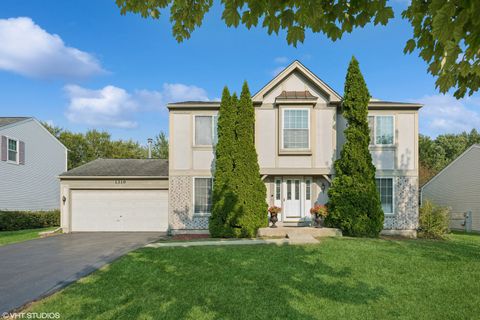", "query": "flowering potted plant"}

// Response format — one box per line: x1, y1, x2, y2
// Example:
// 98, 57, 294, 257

268, 206, 282, 228
310, 204, 328, 228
